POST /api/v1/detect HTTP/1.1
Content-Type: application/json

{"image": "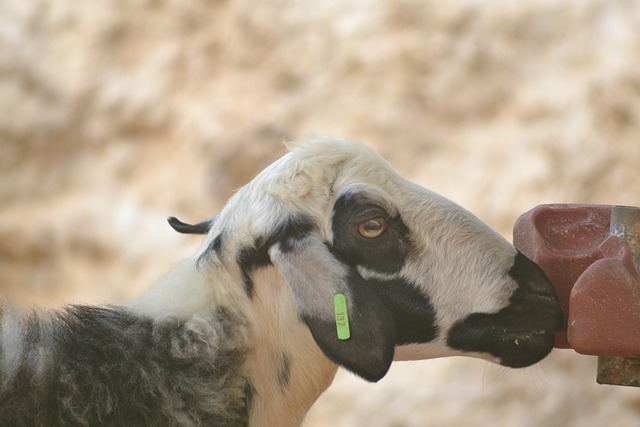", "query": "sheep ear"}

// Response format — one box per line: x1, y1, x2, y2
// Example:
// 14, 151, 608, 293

269, 235, 395, 382
167, 216, 218, 235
